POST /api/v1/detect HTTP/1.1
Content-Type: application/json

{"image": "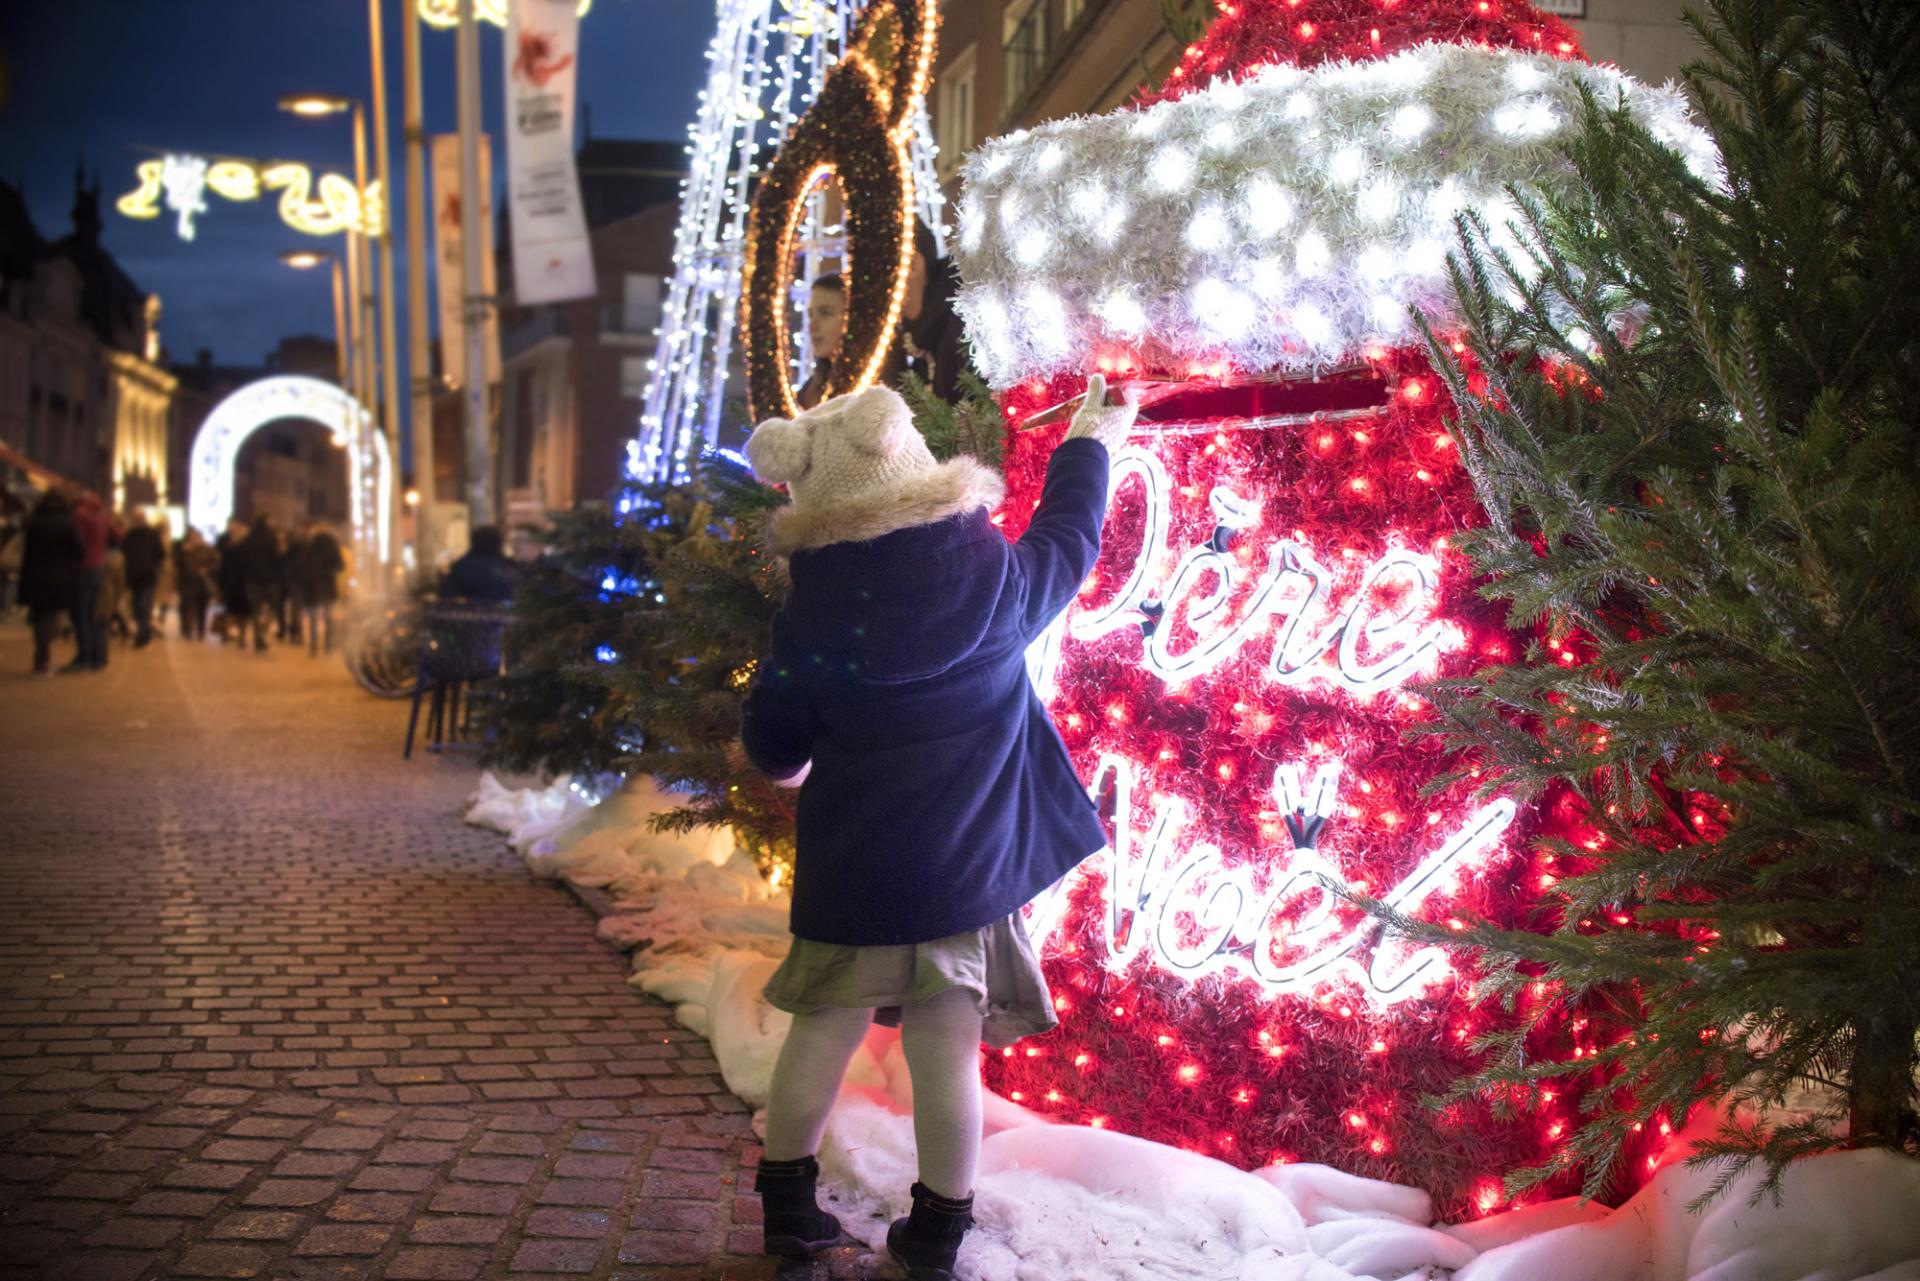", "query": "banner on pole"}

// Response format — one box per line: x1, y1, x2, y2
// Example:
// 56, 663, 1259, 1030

431, 133, 502, 388
503, 0, 597, 305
